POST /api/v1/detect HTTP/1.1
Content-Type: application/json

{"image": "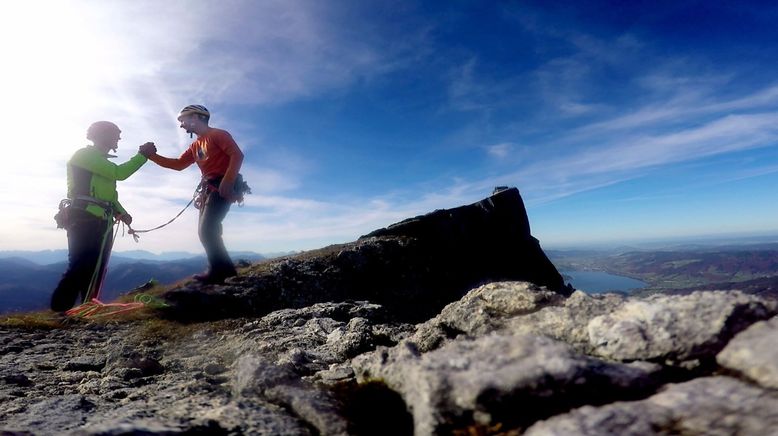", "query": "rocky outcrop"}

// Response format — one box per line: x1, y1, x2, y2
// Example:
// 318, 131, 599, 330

717, 315, 778, 389
161, 187, 571, 322
352, 332, 661, 435
361, 187, 568, 302
587, 291, 775, 366
0, 301, 405, 435
524, 376, 778, 436
3, 283, 778, 435
3, 188, 778, 435
350, 283, 778, 434
410, 281, 565, 352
